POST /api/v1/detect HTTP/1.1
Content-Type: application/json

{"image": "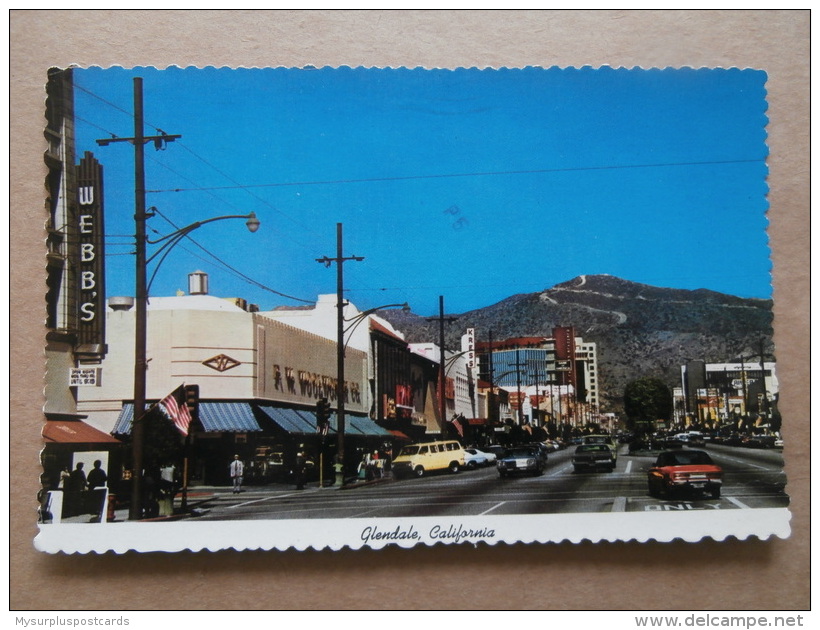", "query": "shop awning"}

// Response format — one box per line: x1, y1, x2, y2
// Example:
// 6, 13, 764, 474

257, 404, 392, 438
257, 405, 319, 435
199, 402, 264, 432
114, 401, 395, 438
344, 415, 392, 437
43, 419, 122, 444
113, 402, 263, 435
